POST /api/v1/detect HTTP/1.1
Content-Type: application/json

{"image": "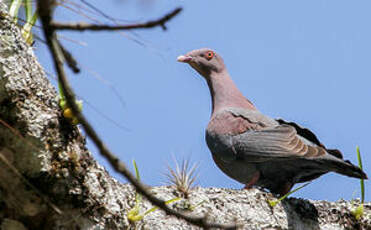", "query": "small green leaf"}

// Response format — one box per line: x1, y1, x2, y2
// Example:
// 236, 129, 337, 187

268, 182, 311, 207
127, 206, 143, 222
142, 197, 181, 216
133, 159, 141, 181
24, 0, 32, 22
356, 146, 365, 204
351, 204, 364, 220
22, 11, 38, 45
132, 159, 142, 205
59, 99, 66, 110
188, 200, 206, 211
58, 82, 65, 100
9, 0, 23, 22
268, 199, 278, 207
